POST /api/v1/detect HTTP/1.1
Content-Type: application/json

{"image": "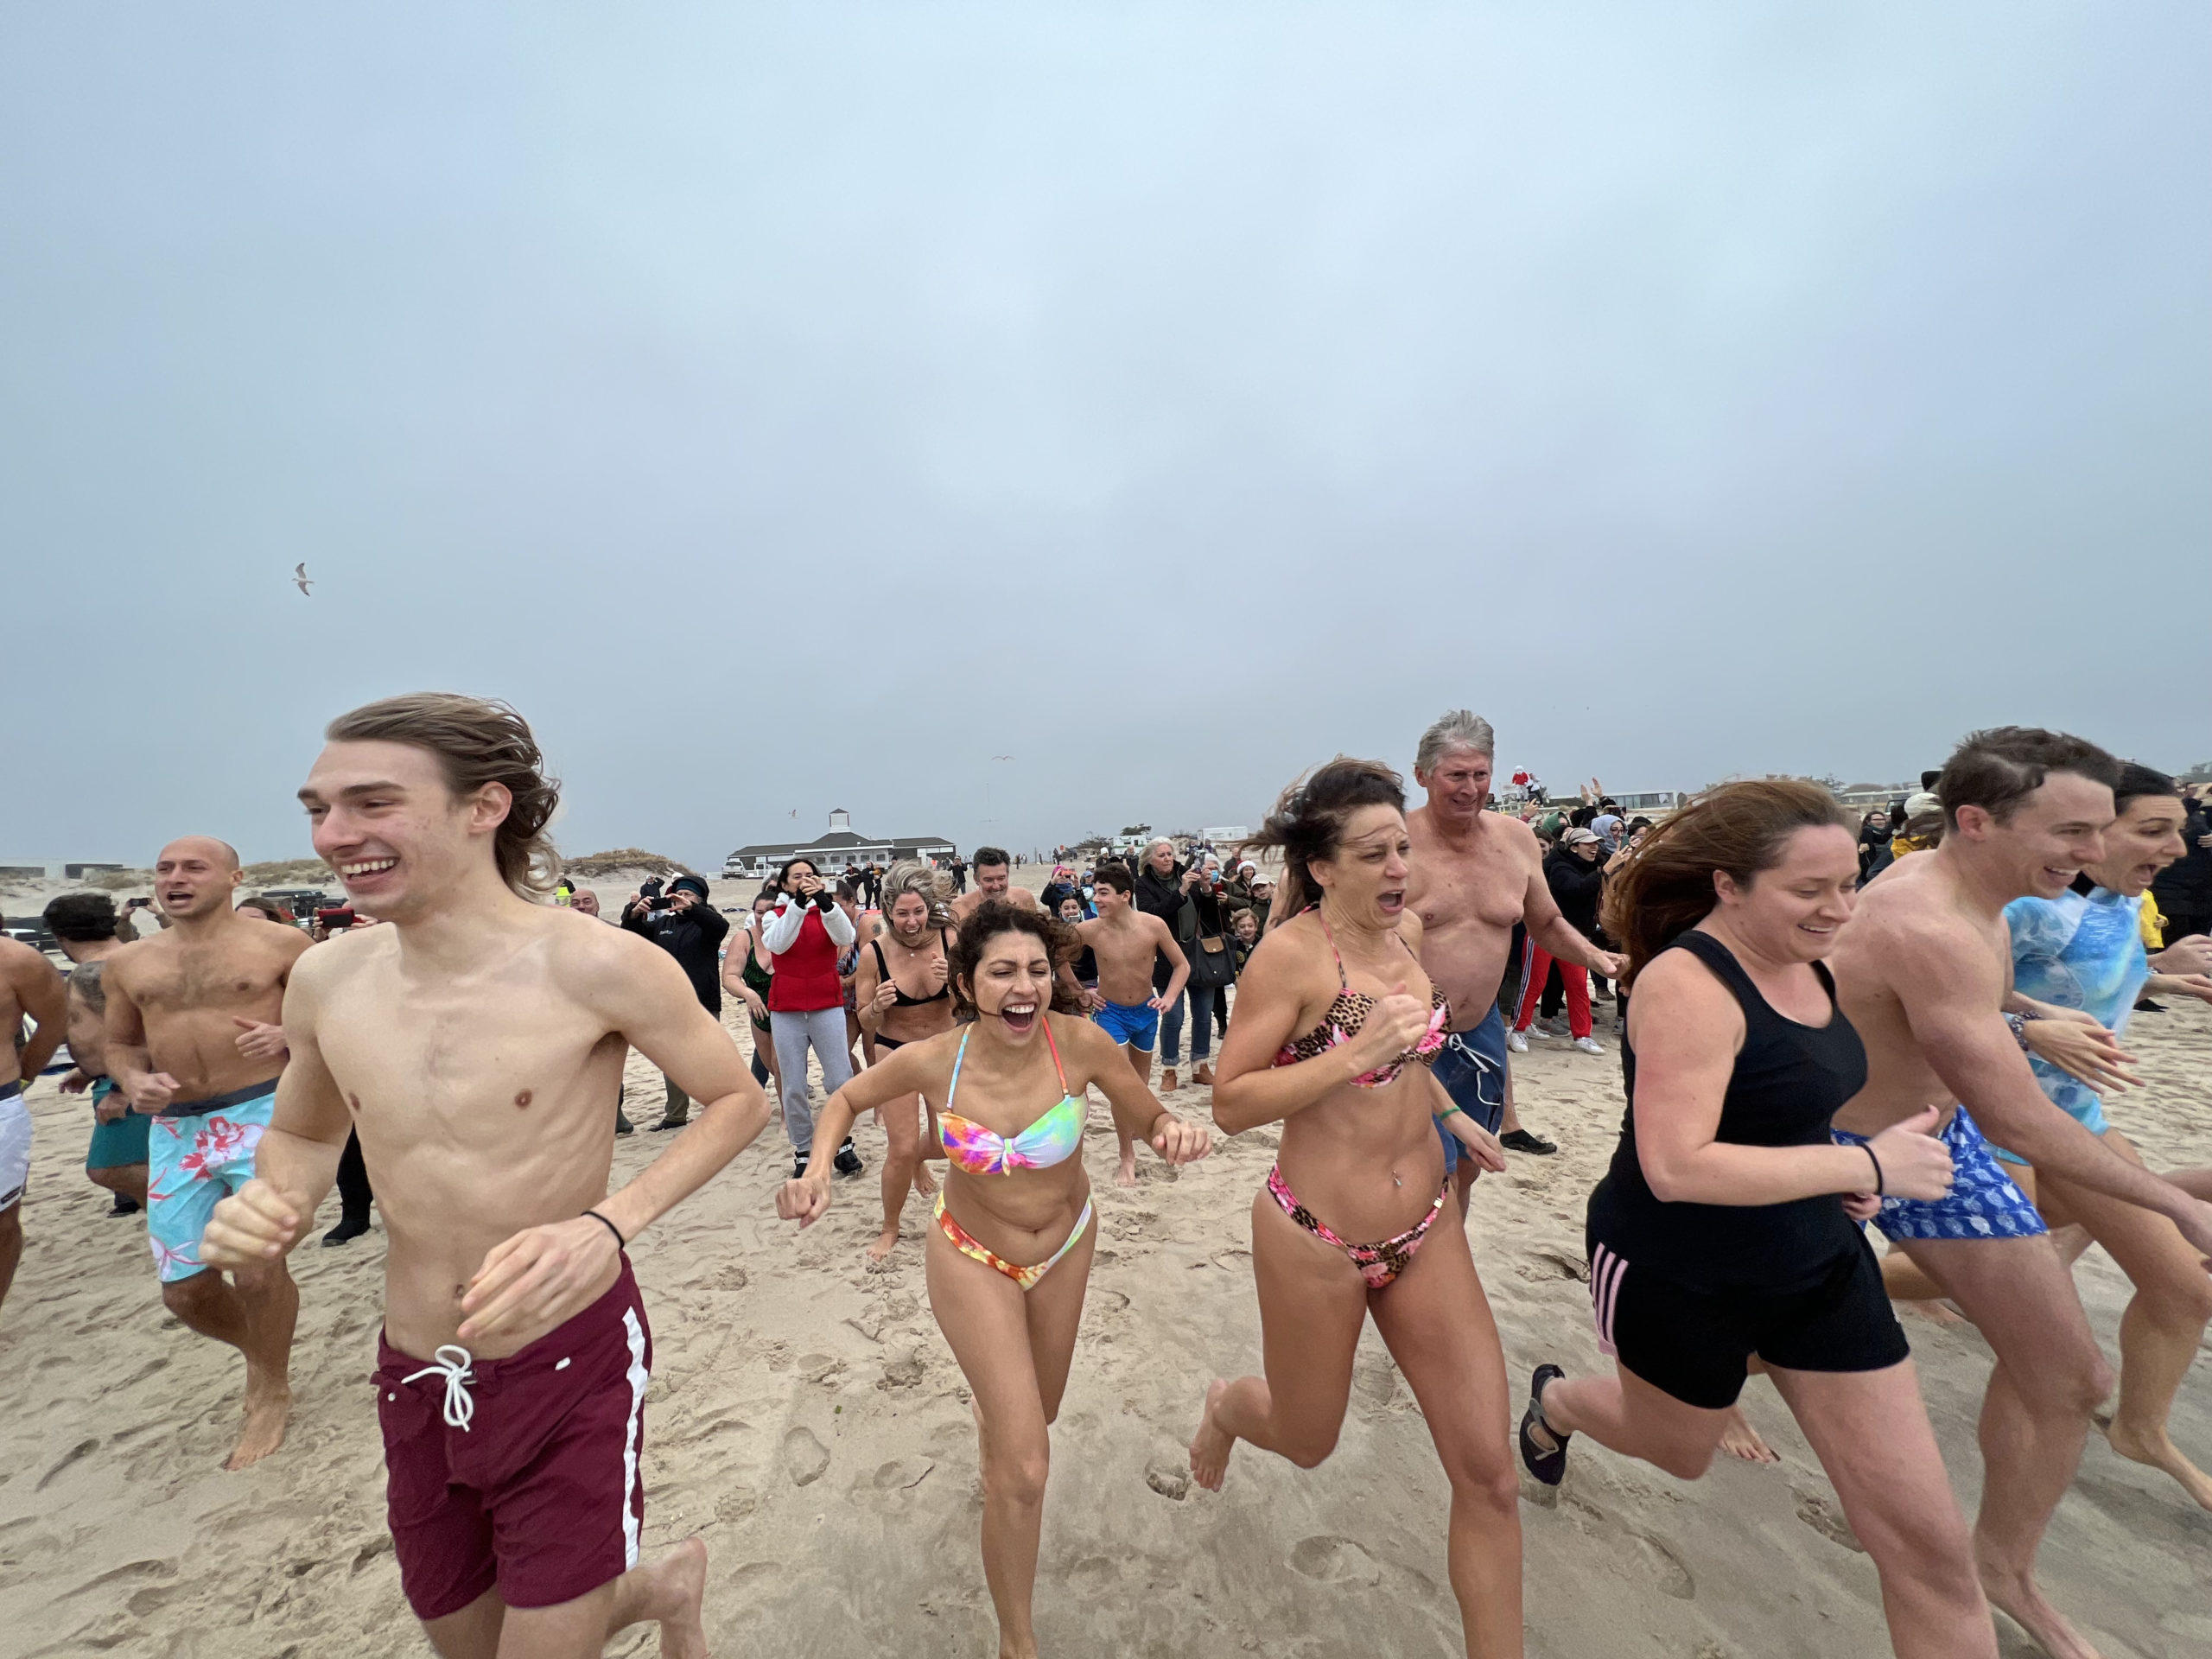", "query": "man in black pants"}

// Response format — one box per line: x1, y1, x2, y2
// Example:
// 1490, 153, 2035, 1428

621, 875, 729, 1129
